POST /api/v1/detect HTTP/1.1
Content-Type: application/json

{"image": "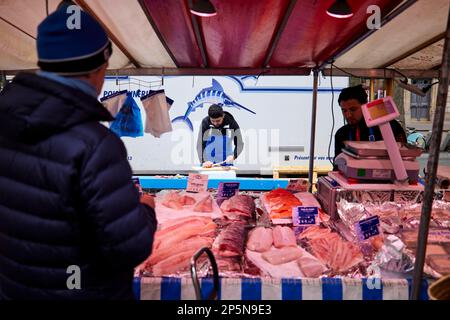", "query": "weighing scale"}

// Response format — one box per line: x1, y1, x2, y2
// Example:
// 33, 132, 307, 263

335, 96, 422, 185
335, 141, 422, 183
317, 97, 424, 218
